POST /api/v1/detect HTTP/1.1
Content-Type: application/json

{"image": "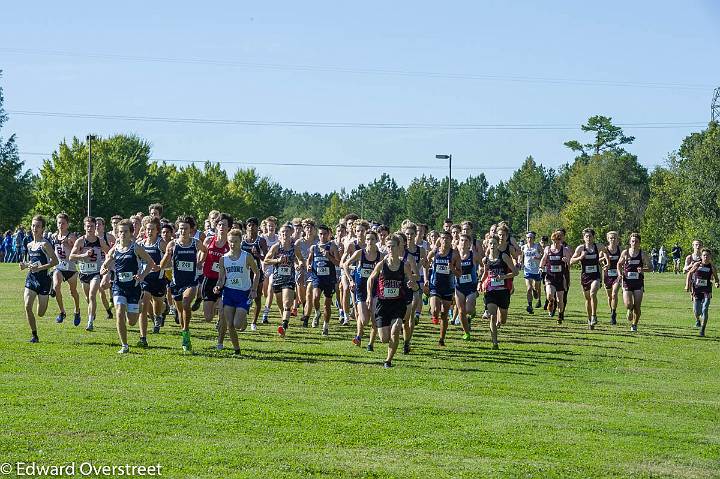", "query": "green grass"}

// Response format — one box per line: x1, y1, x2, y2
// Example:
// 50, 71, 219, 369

0, 263, 718, 478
